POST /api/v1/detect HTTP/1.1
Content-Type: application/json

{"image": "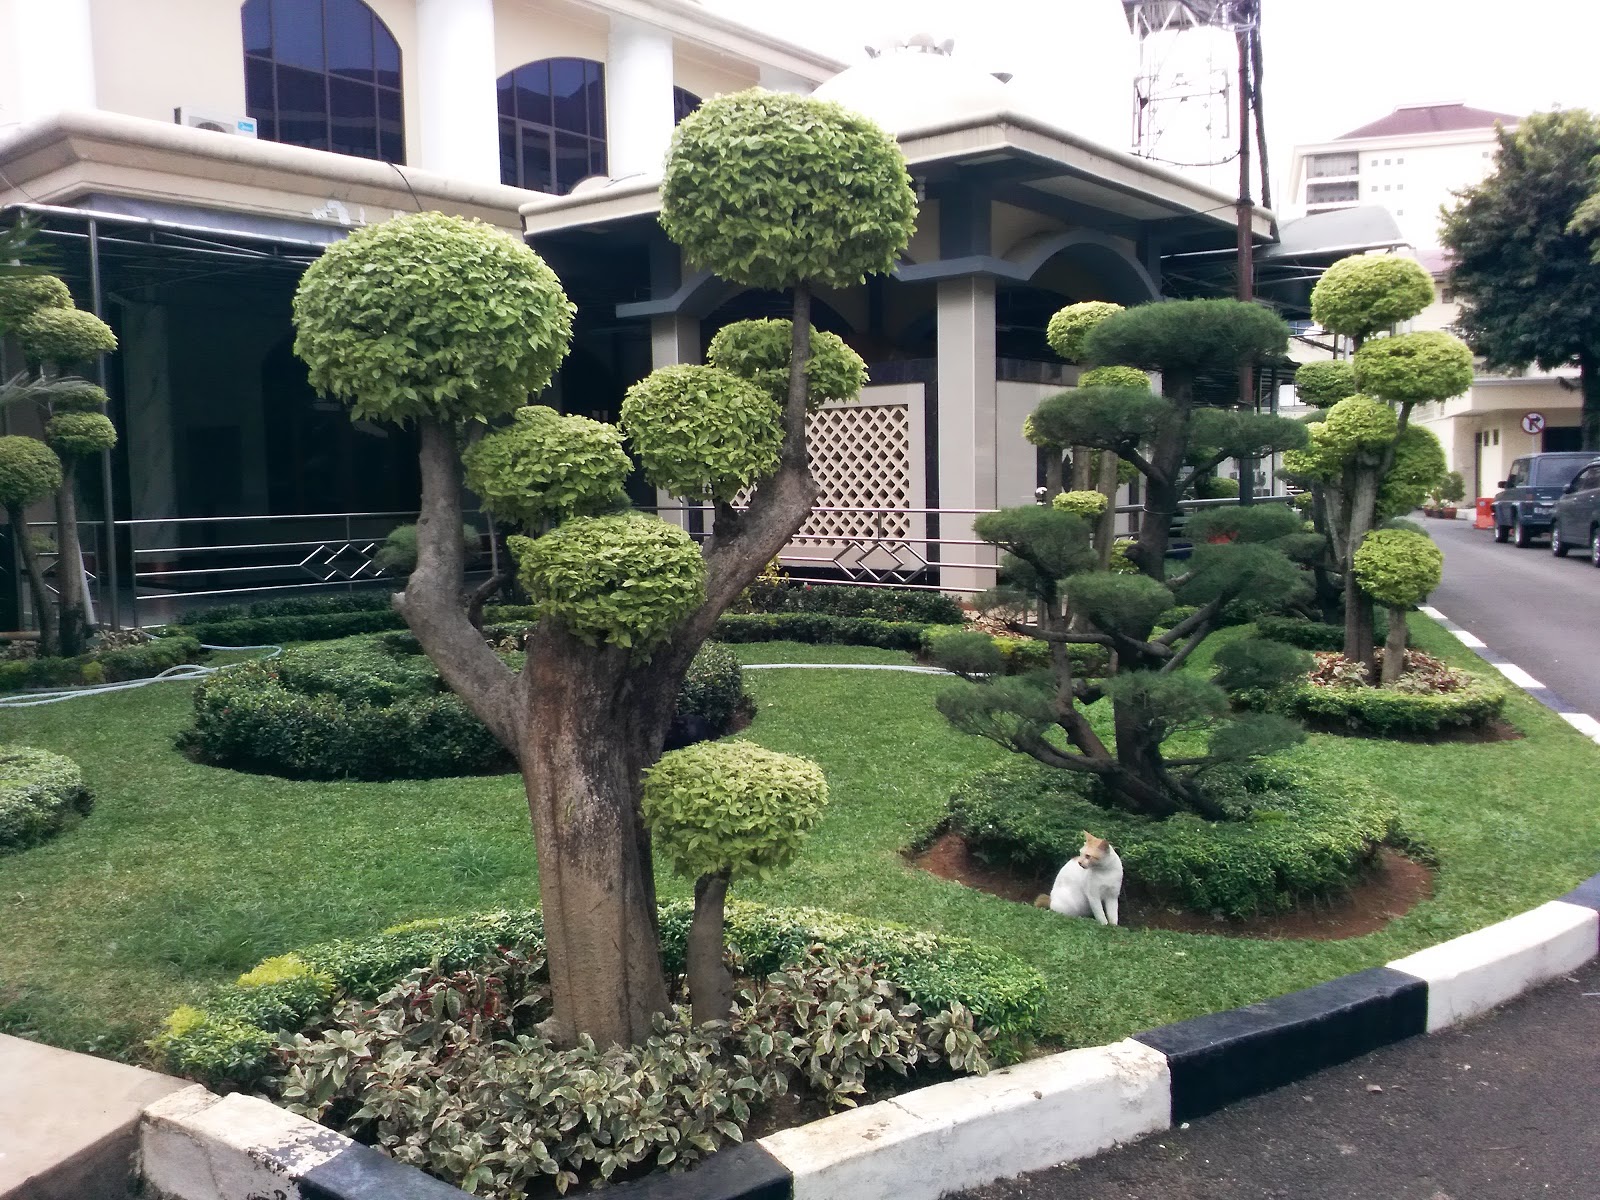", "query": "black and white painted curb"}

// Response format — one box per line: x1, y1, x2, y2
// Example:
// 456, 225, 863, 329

1419, 603, 1600, 745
